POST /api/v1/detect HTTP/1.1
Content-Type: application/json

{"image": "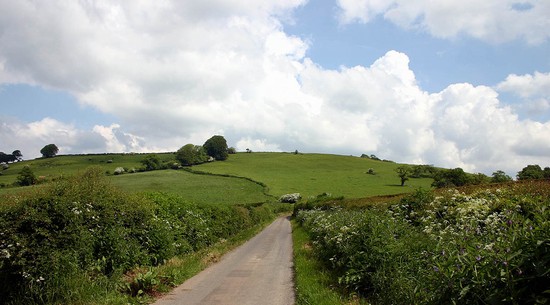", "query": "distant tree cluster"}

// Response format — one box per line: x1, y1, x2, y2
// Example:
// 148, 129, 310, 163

0, 150, 23, 163
176, 135, 230, 166
516, 164, 550, 180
